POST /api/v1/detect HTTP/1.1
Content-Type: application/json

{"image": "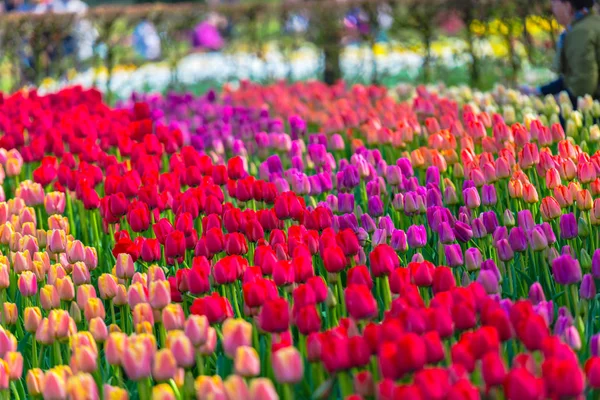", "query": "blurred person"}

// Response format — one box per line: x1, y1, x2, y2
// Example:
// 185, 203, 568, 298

133, 21, 161, 61
191, 16, 225, 52
520, 0, 600, 104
